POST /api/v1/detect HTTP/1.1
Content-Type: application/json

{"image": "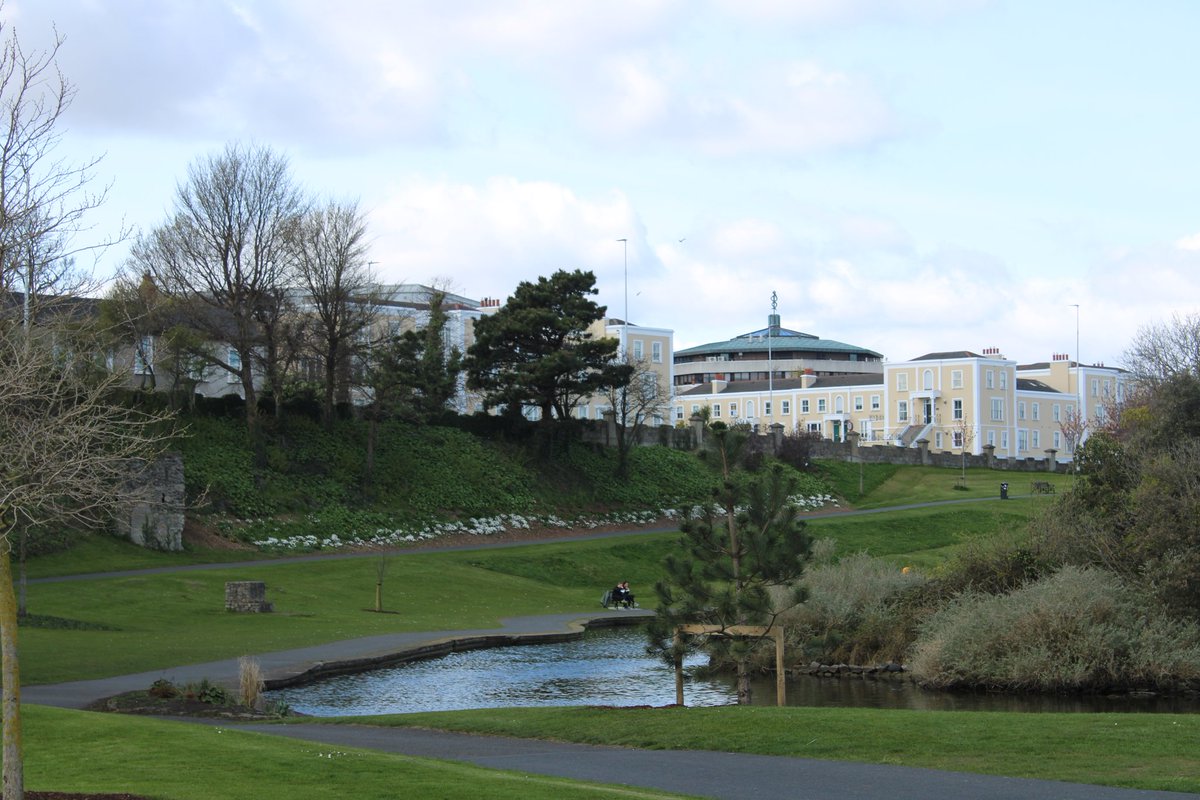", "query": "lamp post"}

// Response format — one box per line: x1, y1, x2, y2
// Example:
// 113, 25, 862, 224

768, 291, 776, 427
616, 238, 628, 355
